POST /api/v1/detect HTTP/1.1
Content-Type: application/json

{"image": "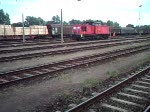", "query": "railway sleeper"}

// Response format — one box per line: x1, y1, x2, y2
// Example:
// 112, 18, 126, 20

0, 79, 9, 83
41, 69, 55, 72
131, 84, 150, 91
130, 84, 150, 93
22, 73, 34, 77
103, 97, 144, 111
11, 75, 22, 80
124, 88, 150, 98
114, 92, 149, 105
117, 92, 149, 102
135, 80, 150, 86
100, 103, 128, 112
